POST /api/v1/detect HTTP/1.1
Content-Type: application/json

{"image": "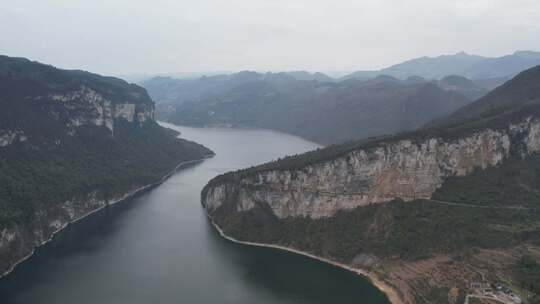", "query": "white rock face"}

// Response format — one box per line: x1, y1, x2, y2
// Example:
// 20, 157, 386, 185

50, 85, 154, 133
114, 103, 136, 122
0, 130, 26, 147
204, 117, 540, 219
0, 188, 135, 275
0, 229, 16, 248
